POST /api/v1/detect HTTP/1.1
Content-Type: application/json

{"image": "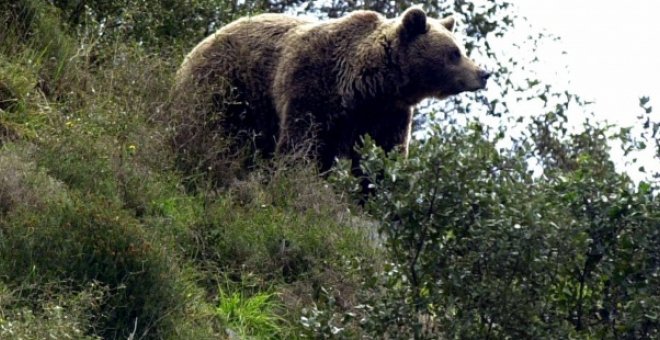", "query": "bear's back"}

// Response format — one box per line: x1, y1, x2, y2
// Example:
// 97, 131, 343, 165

175, 14, 311, 93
